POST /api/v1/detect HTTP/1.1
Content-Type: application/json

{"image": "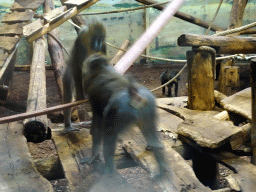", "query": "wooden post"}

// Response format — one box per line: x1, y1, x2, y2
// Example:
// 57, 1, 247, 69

23, 37, 49, 143
250, 59, 256, 165
225, 66, 239, 88
217, 59, 233, 95
187, 47, 215, 110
